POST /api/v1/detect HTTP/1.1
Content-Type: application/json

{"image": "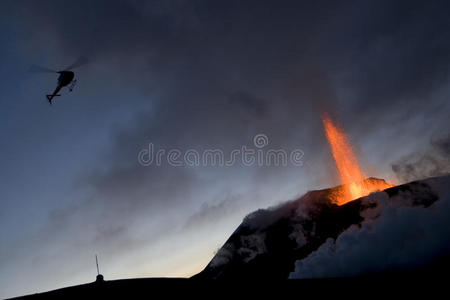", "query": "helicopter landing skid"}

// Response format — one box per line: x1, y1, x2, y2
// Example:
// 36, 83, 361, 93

69, 79, 77, 92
